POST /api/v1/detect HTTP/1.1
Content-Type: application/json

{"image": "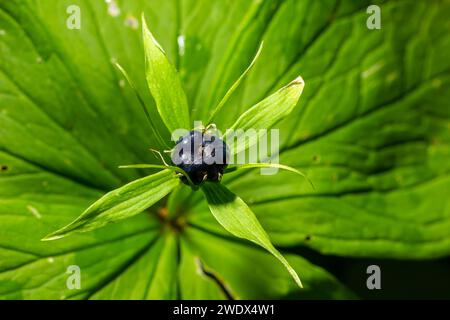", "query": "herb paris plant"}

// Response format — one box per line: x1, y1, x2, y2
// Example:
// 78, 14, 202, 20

1, 0, 448, 300
42, 14, 308, 288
